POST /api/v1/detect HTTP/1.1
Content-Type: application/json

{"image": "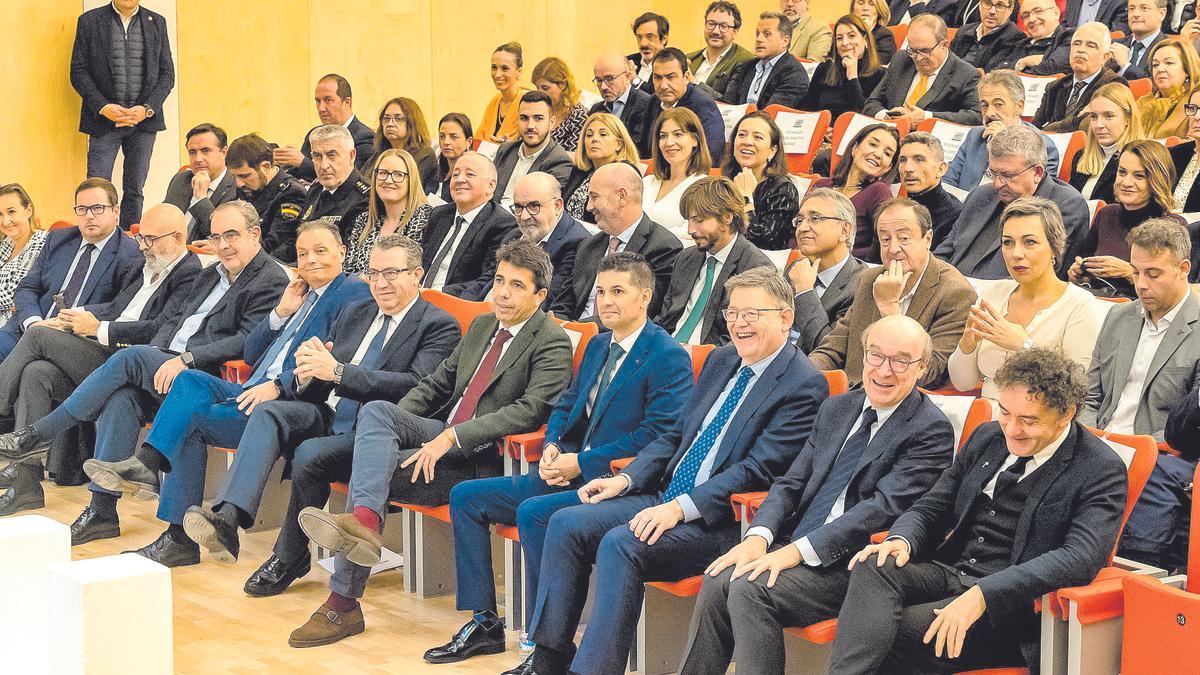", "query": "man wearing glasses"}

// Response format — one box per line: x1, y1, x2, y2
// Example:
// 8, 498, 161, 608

999, 0, 1075, 75
0, 201, 193, 517
289, 124, 371, 263
781, 0, 832, 60
493, 92, 574, 209
947, 0, 1024, 71
0, 201, 288, 541
865, 15, 983, 126
935, 125, 1089, 279
687, 2, 754, 102
587, 52, 655, 158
